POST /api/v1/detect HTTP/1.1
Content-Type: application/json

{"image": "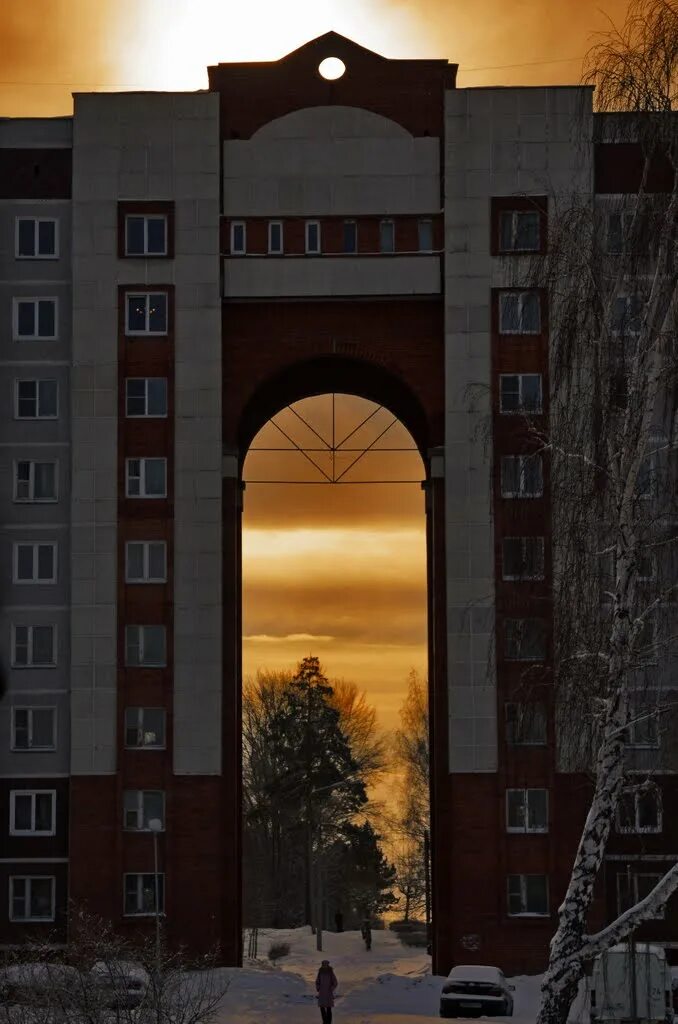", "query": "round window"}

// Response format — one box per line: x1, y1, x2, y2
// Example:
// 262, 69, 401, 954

318, 57, 346, 81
